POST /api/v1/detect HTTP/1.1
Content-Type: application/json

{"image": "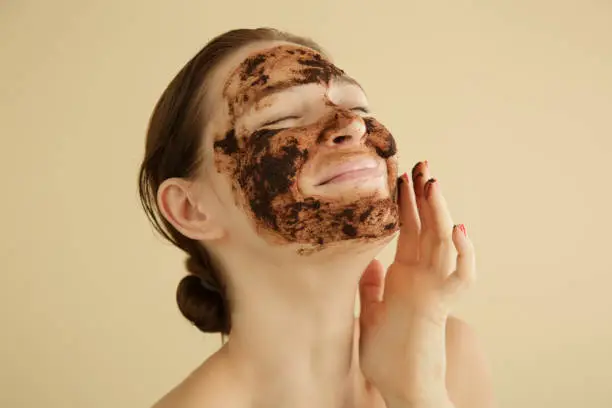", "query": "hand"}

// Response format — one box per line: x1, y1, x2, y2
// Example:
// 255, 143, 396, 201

358, 161, 476, 408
